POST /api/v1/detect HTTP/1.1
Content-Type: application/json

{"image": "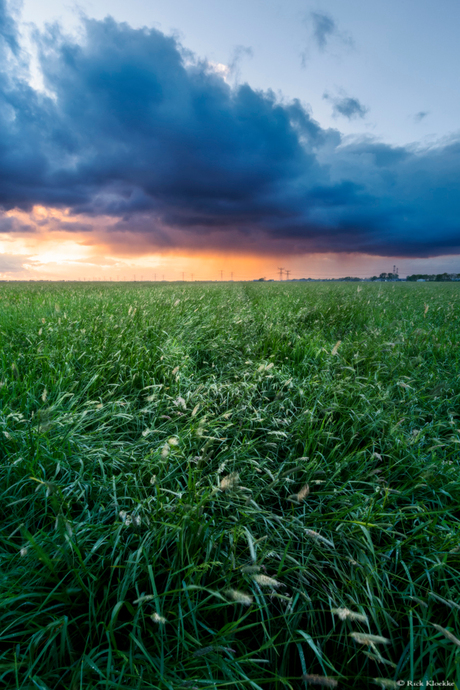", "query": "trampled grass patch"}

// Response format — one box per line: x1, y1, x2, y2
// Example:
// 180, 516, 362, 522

1, 281, 459, 688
